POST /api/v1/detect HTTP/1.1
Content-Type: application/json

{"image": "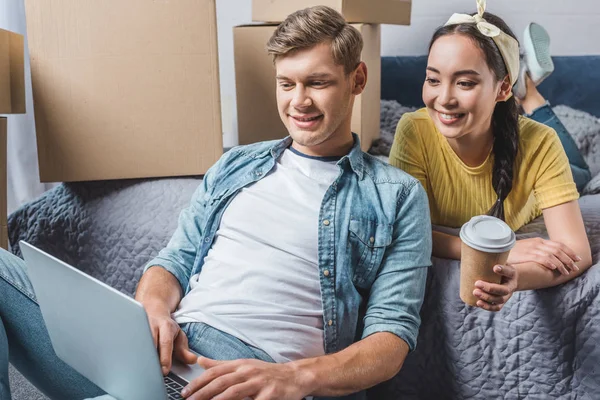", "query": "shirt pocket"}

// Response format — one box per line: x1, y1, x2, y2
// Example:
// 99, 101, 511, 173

348, 219, 393, 287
